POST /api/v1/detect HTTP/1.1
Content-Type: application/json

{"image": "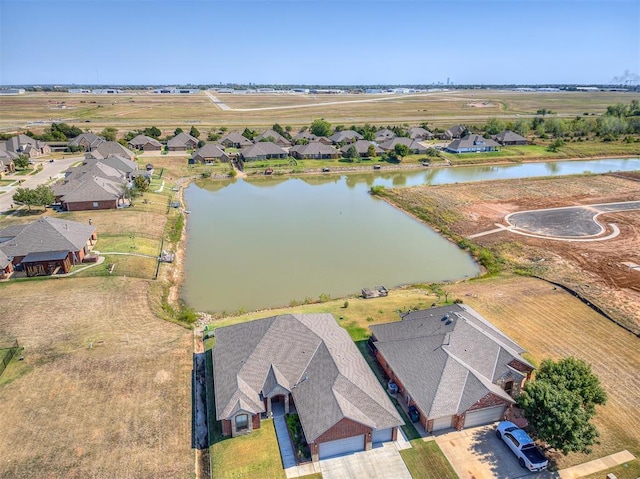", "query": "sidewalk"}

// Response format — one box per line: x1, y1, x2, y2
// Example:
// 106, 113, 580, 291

558, 450, 635, 479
